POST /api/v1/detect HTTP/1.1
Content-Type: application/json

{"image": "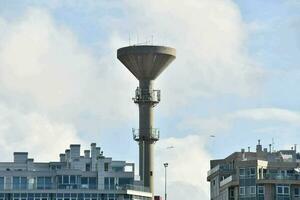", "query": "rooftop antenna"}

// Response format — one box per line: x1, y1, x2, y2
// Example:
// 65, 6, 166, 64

117, 45, 176, 194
